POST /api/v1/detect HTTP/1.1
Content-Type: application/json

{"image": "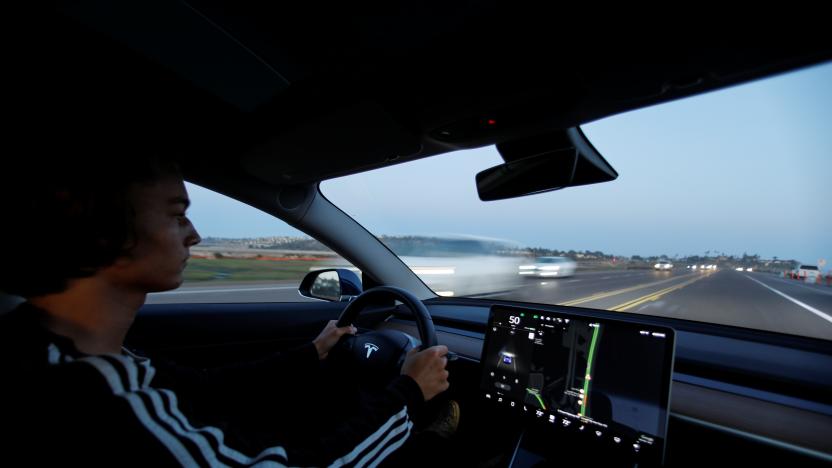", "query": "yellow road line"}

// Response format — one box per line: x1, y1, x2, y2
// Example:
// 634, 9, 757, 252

558, 273, 694, 307
611, 273, 711, 311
